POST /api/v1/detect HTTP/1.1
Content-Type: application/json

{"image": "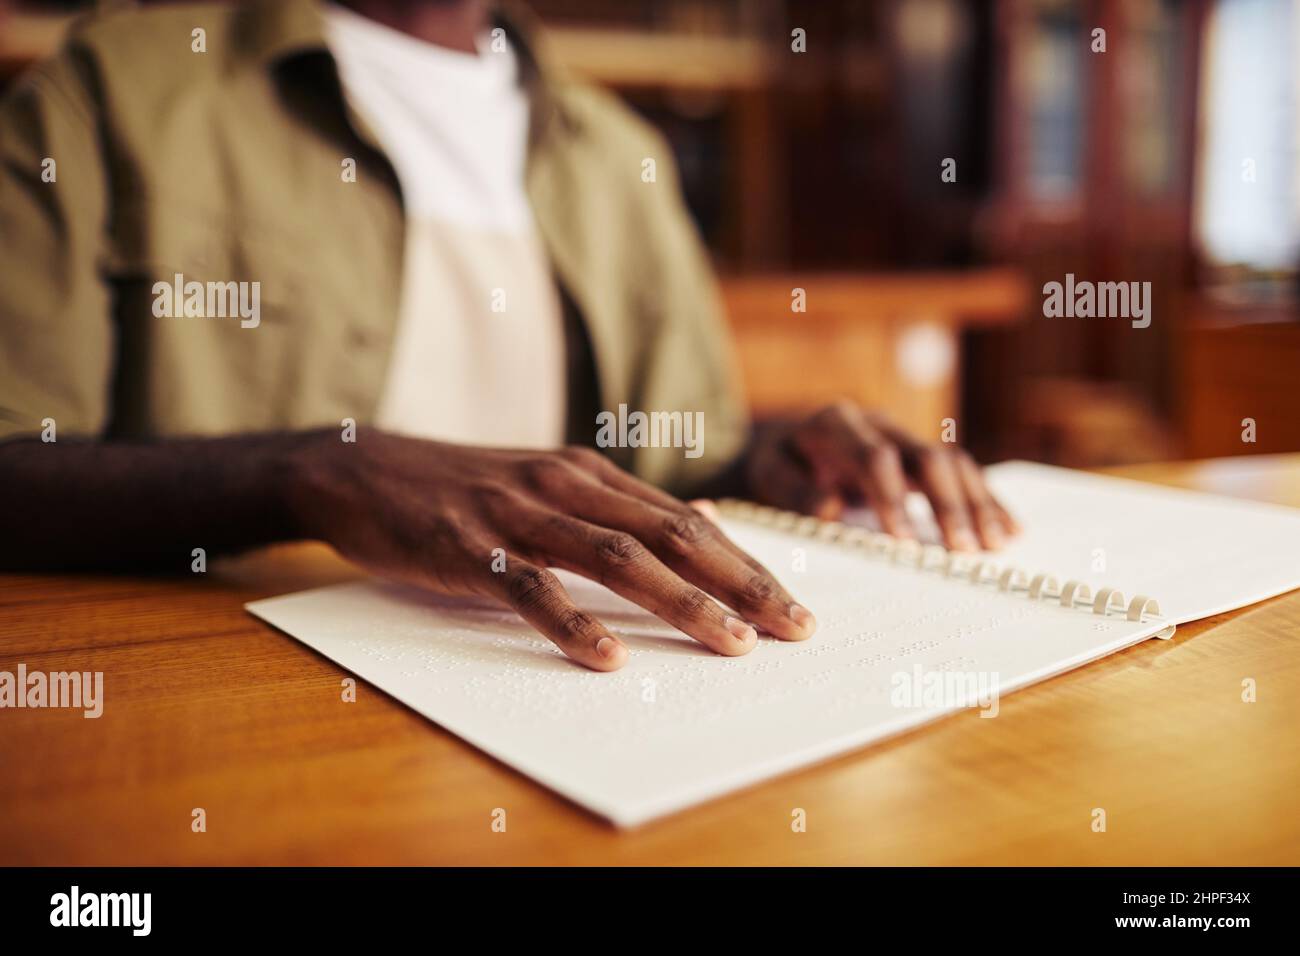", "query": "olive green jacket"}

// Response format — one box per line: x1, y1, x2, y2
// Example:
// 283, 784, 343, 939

0, 0, 748, 493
